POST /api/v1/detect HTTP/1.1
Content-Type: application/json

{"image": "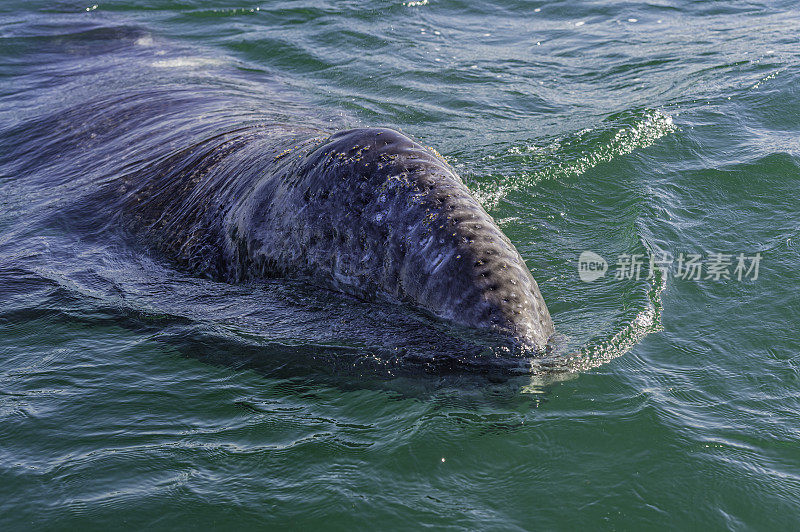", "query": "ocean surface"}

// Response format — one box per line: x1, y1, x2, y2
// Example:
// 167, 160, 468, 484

1, 0, 799, 529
